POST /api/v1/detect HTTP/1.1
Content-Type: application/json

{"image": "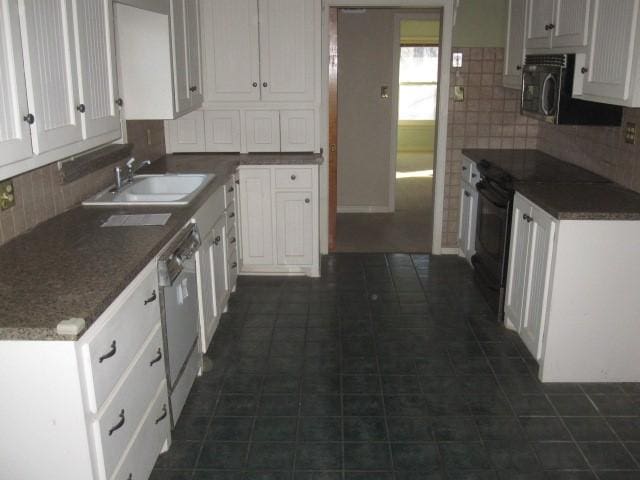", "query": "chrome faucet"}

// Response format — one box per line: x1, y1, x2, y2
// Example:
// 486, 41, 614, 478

114, 166, 125, 191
